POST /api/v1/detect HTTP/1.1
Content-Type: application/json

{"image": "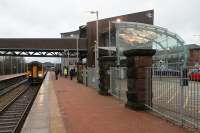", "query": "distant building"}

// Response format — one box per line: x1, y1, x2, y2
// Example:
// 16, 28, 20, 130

187, 44, 200, 66
43, 62, 54, 70
153, 44, 200, 67
60, 30, 80, 73
60, 30, 79, 38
